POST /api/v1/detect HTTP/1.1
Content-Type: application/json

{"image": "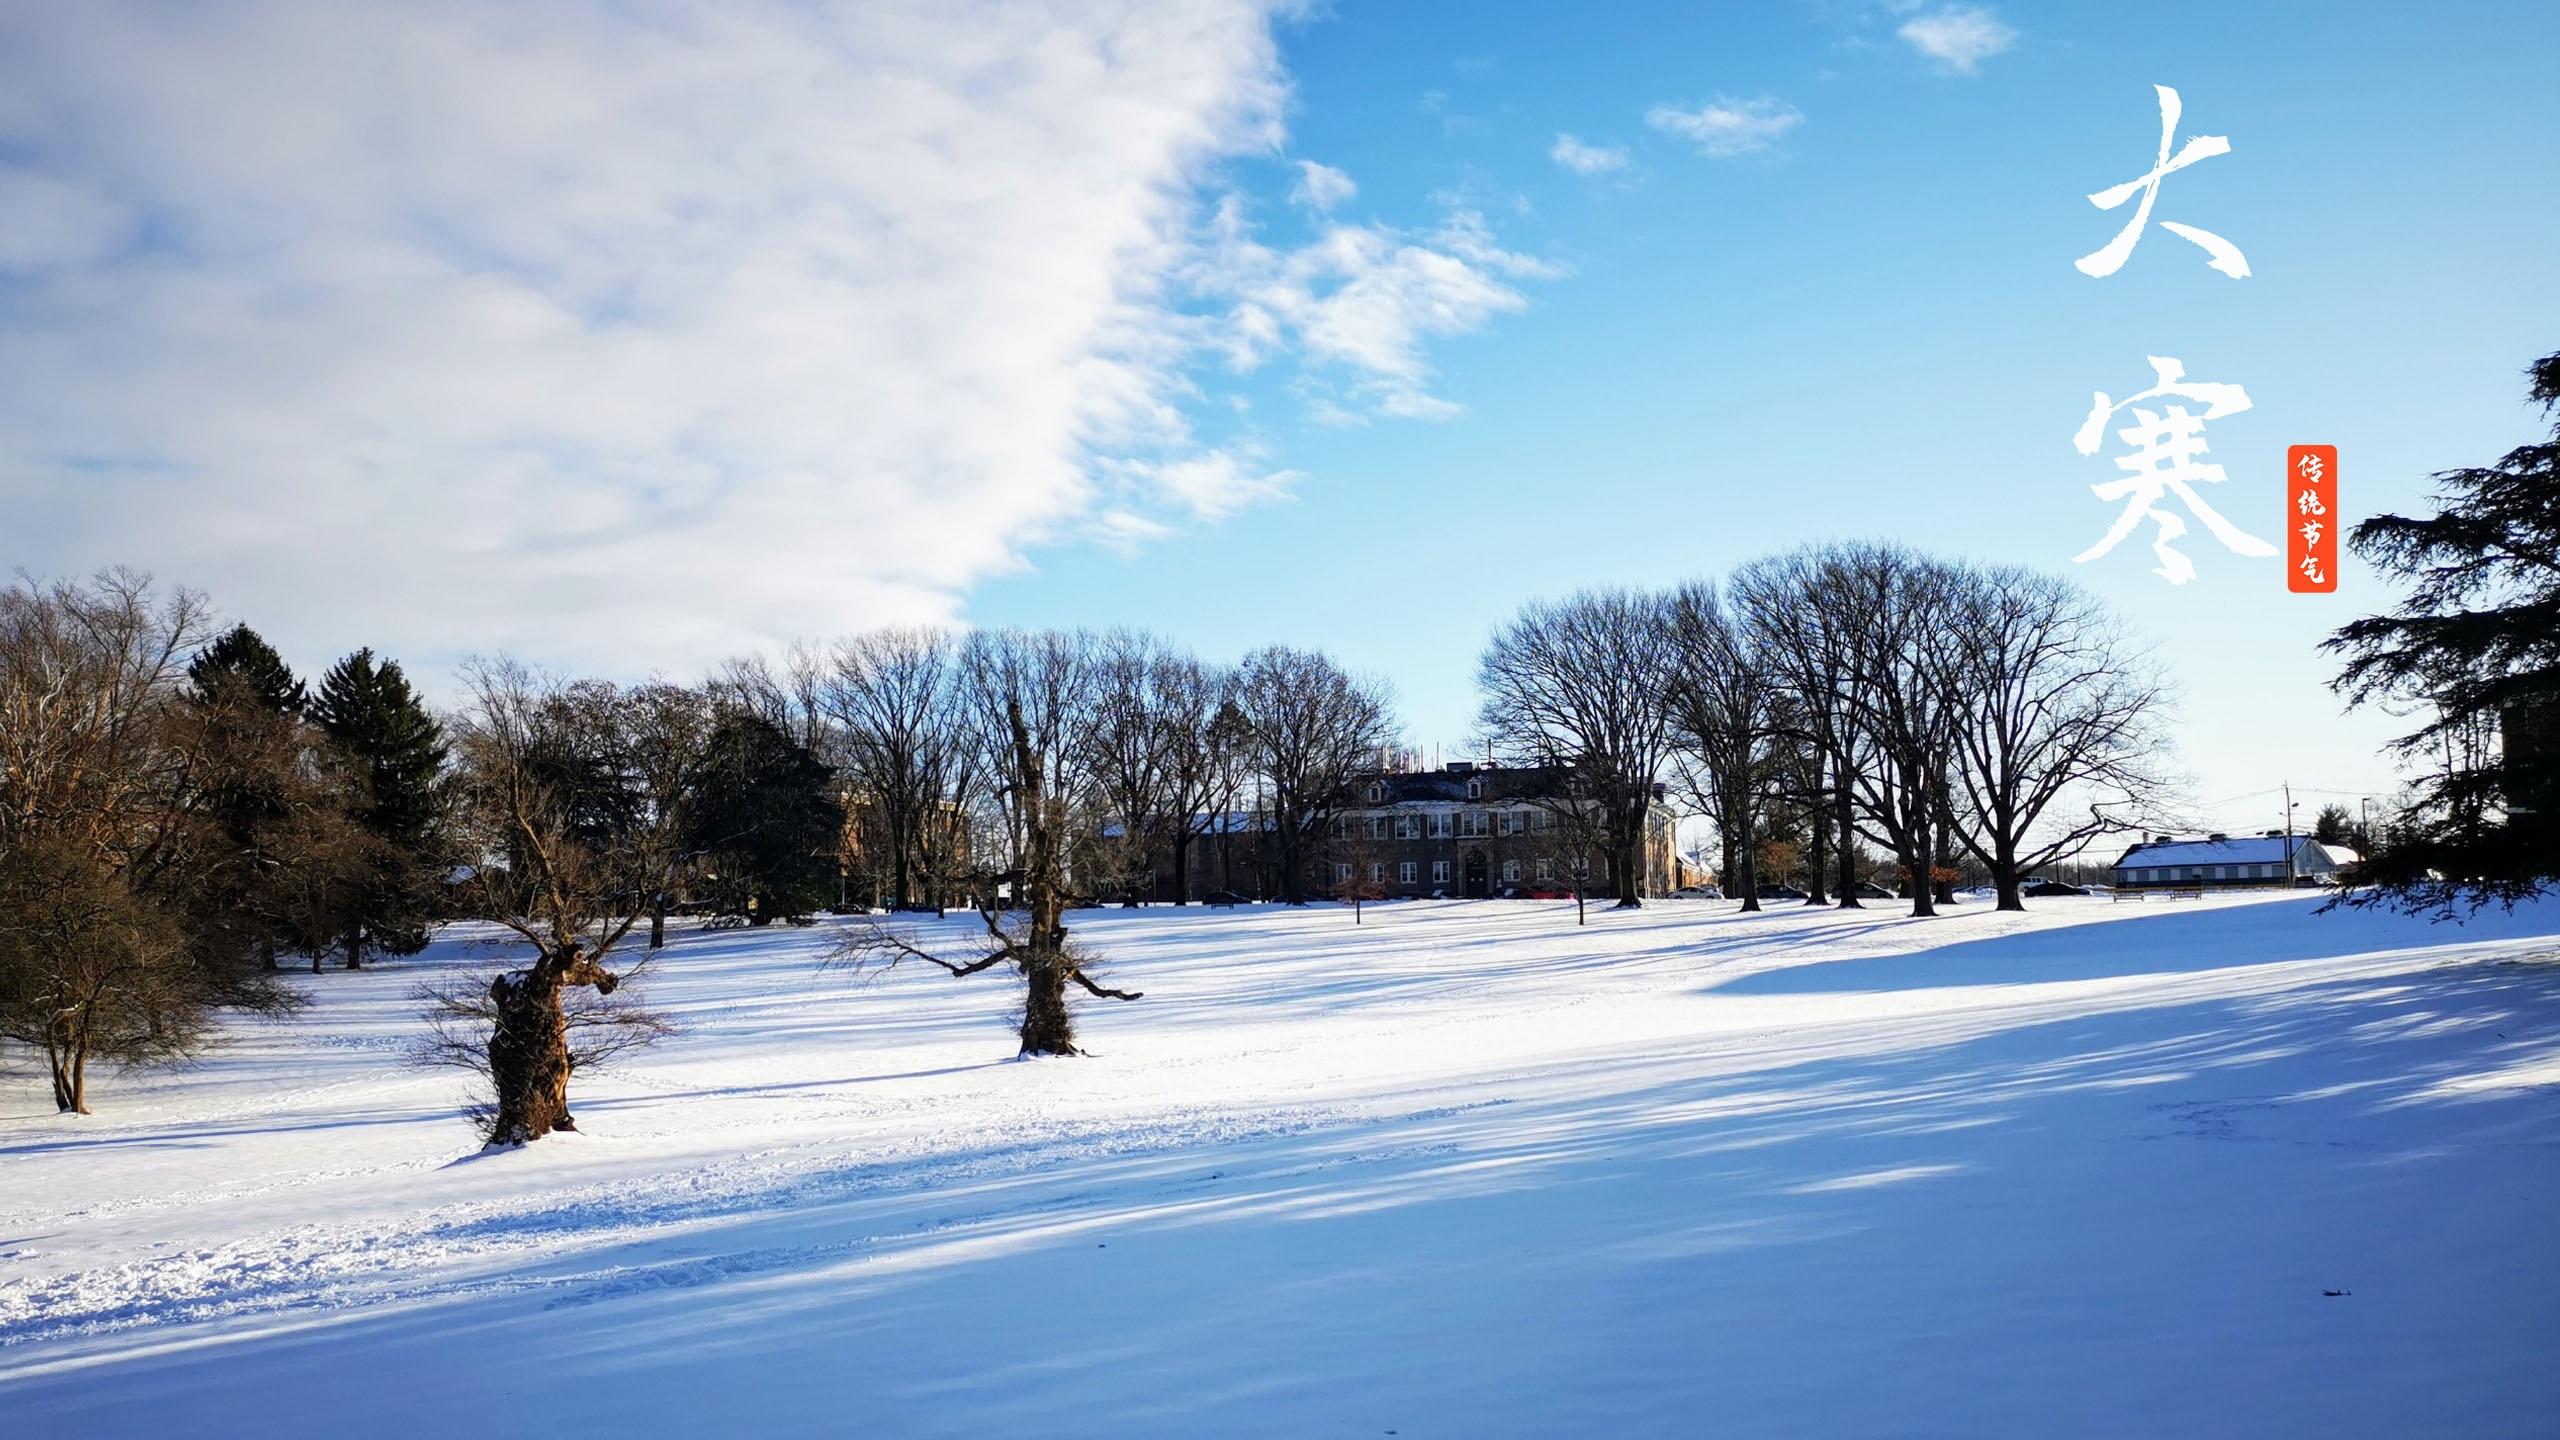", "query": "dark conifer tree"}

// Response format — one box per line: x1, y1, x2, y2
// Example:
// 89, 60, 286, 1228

684, 708, 839, 924
184, 623, 308, 968
312, 649, 450, 965
188, 623, 307, 715
2325, 349, 2560, 911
